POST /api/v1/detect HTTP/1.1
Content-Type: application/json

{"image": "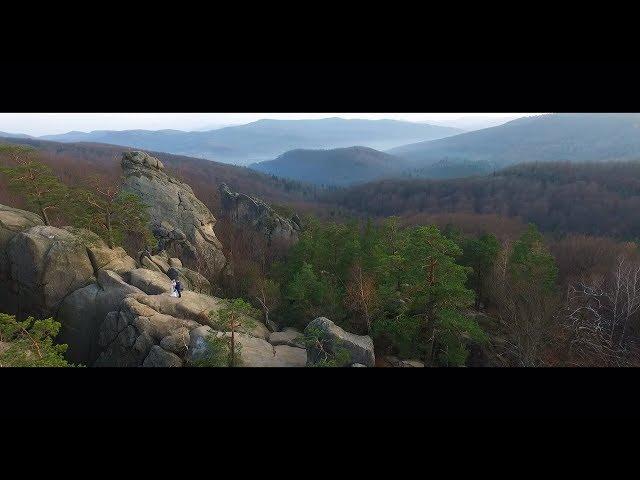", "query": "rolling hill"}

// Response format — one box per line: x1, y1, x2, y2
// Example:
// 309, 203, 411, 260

389, 113, 640, 172
39, 118, 463, 166
323, 159, 640, 240
251, 146, 408, 186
